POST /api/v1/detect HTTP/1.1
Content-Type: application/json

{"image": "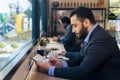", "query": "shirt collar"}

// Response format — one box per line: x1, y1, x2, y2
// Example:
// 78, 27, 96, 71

67, 24, 71, 30
84, 24, 98, 44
